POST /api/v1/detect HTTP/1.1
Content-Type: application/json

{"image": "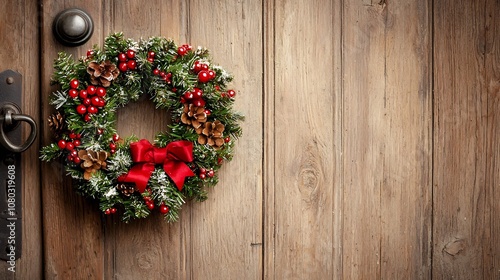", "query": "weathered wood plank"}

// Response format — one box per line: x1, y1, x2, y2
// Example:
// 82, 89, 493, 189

0, 0, 42, 278
343, 1, 432, 278
187, 0, 263, 279
40, 1, 105, 278
434, 0, 499, 278
272, 0, 337, 278
102, 0, 190, 279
